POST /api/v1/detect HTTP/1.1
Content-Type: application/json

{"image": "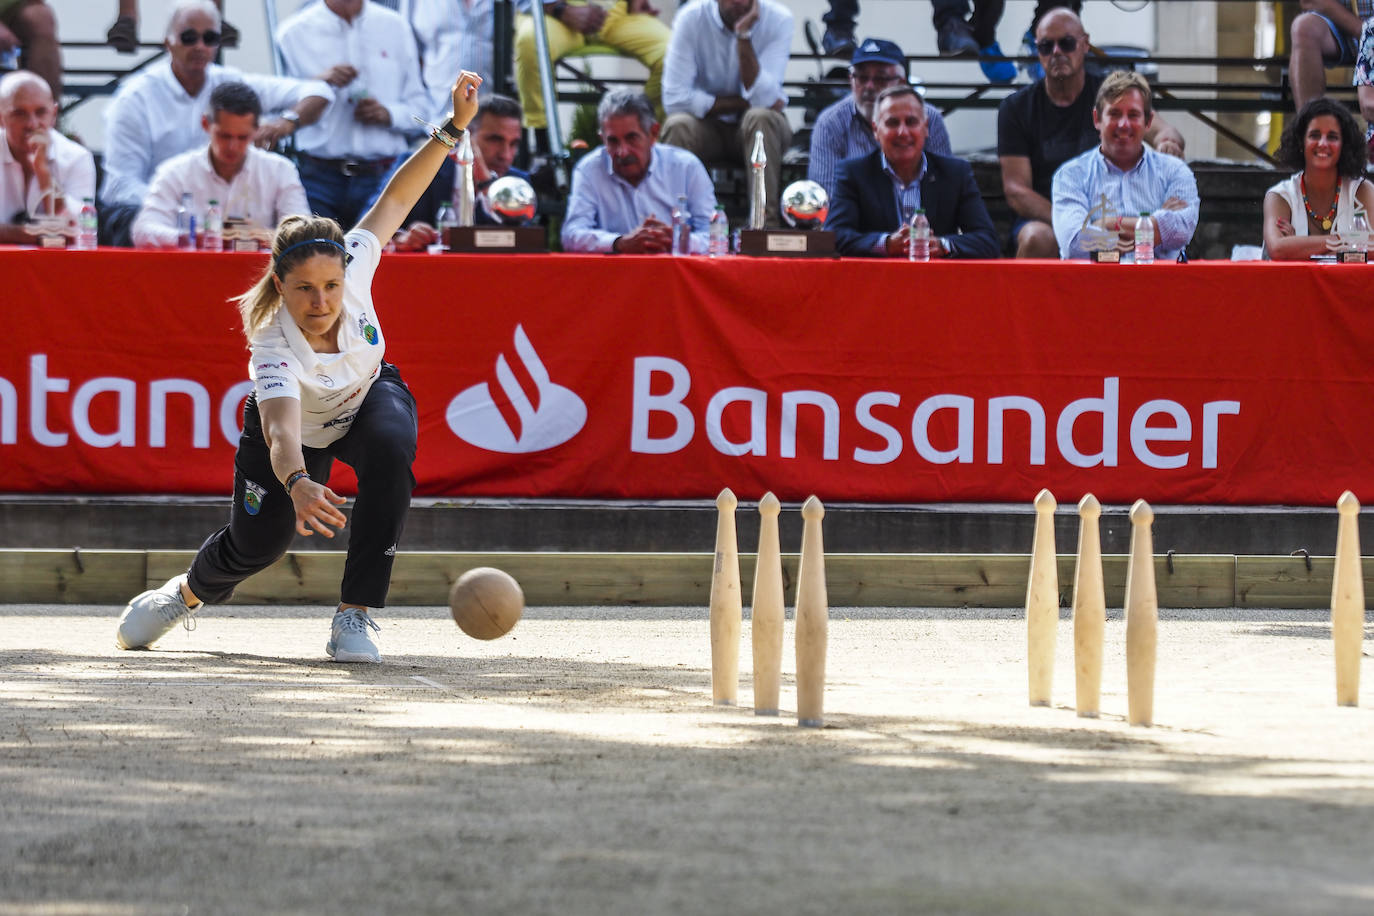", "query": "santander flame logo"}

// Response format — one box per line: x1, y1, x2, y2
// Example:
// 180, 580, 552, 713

446, 324, 587, 453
